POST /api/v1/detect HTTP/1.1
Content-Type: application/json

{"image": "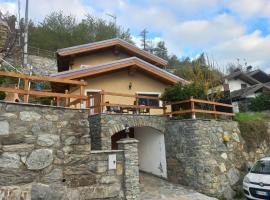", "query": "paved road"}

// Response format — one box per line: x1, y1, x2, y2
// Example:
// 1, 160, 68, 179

140, 173, 218, 200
